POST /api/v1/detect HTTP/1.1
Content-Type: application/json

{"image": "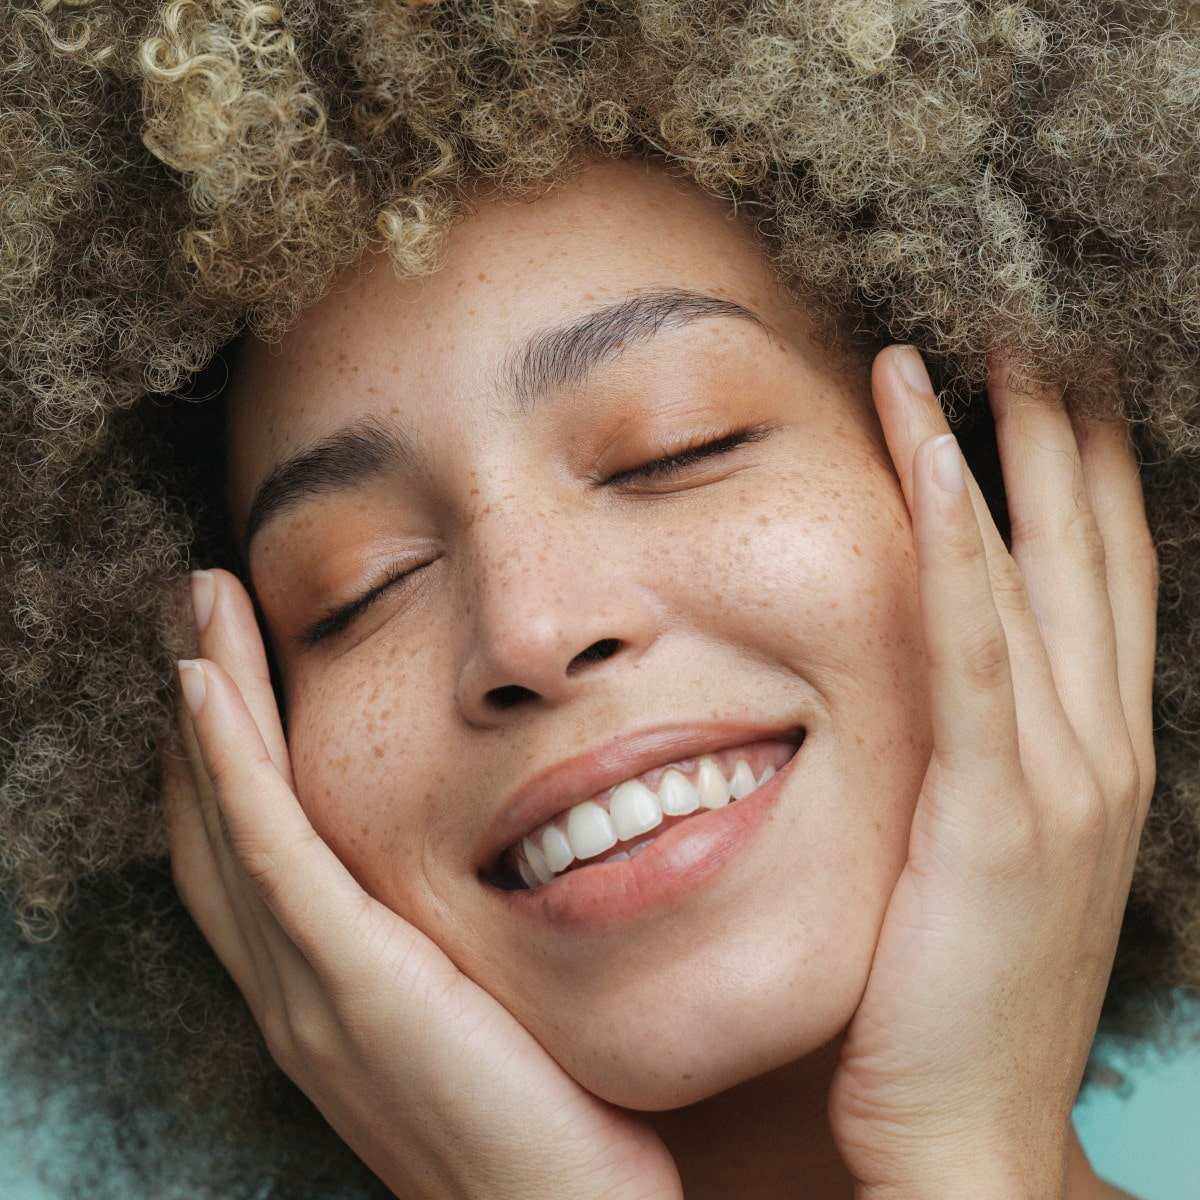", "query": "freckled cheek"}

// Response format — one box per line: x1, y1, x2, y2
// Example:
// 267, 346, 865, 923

284, 663, 449, 901
647, 473, 918, 655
